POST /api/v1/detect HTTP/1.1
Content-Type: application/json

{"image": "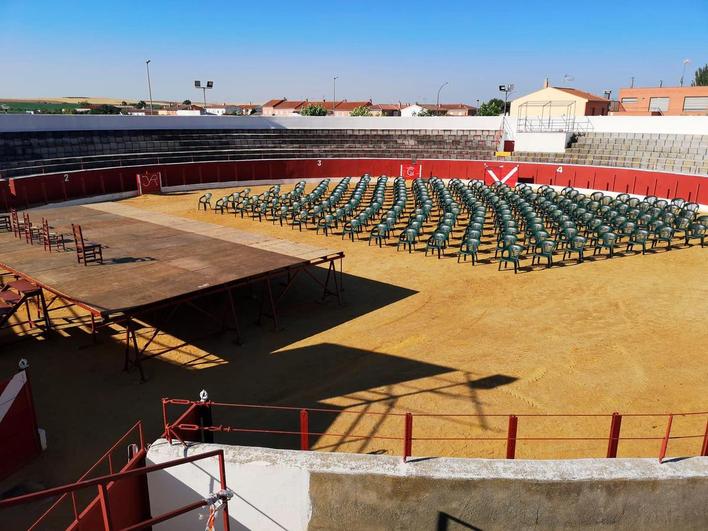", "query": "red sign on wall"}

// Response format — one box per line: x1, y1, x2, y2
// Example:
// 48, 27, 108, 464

136, 171, 162, 195
483, 163, 519, 186
400, 164, 422, 178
